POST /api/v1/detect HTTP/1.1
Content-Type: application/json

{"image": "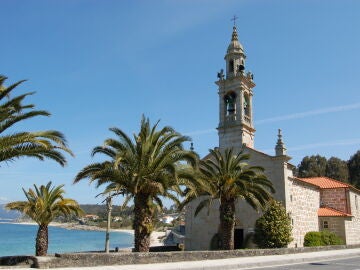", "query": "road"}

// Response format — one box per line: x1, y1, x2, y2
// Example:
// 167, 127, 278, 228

249, 256, 360, 270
